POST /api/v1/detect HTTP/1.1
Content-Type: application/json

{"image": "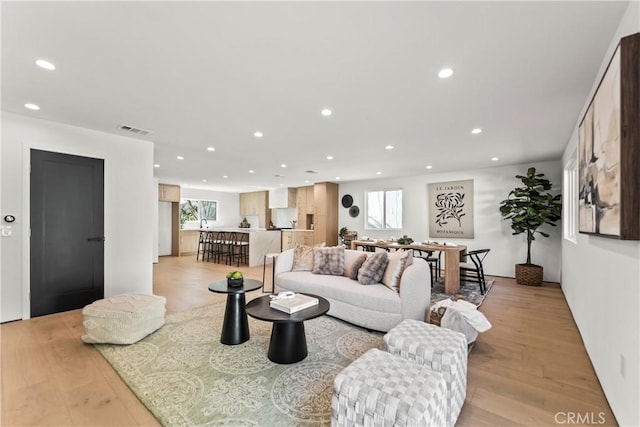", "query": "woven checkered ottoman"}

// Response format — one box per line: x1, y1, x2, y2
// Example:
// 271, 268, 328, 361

384, 319, 468, 426
331, 348, 448, 427
81, 293, 166, 344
